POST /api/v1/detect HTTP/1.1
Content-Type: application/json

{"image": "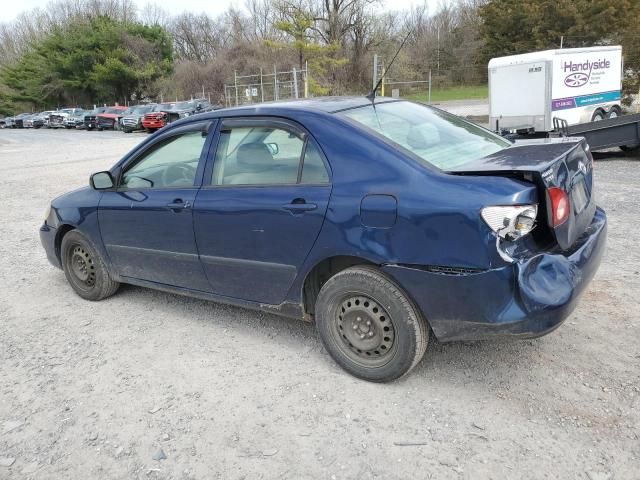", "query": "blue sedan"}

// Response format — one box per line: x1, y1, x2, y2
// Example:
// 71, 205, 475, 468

40, 97, 606, 382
